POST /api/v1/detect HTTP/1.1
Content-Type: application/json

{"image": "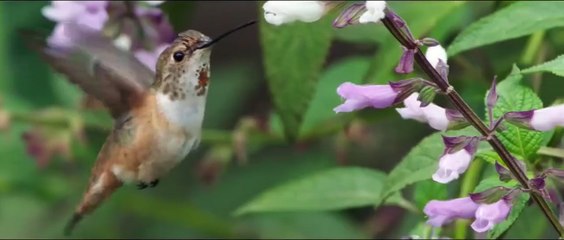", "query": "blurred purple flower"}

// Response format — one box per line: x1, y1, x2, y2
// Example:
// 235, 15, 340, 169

423, 197, 480, 227
505, 104, 564, 132
42, 1, 109, 47
134, 43, 169, 72
471, 199, 512, 232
